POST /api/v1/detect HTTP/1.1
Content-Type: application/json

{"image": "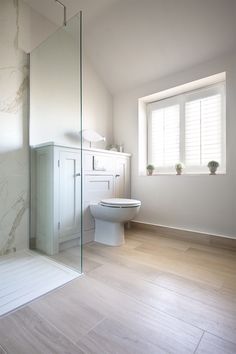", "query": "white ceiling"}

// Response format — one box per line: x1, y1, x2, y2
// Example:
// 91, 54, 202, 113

24, 0, 236, 94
